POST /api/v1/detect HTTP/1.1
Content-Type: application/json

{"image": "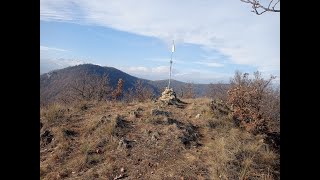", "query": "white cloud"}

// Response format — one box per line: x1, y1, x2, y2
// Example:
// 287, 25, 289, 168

40, 45, 68, 52
170, 69, 233, 83
147, 58, 186, 64
175, 73, 188, 76
194, 62, 224, 67
120, 66, 171, 75
41, 0, 279, 77
40, 58, 87, 74
118, 65, 232, 83
257, 64, 280, 73
119, 65, 182, 81
152, 66, 169, 73
40, 45, 75, 73
40, 0, 84, 21
126, 66, 149, 73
